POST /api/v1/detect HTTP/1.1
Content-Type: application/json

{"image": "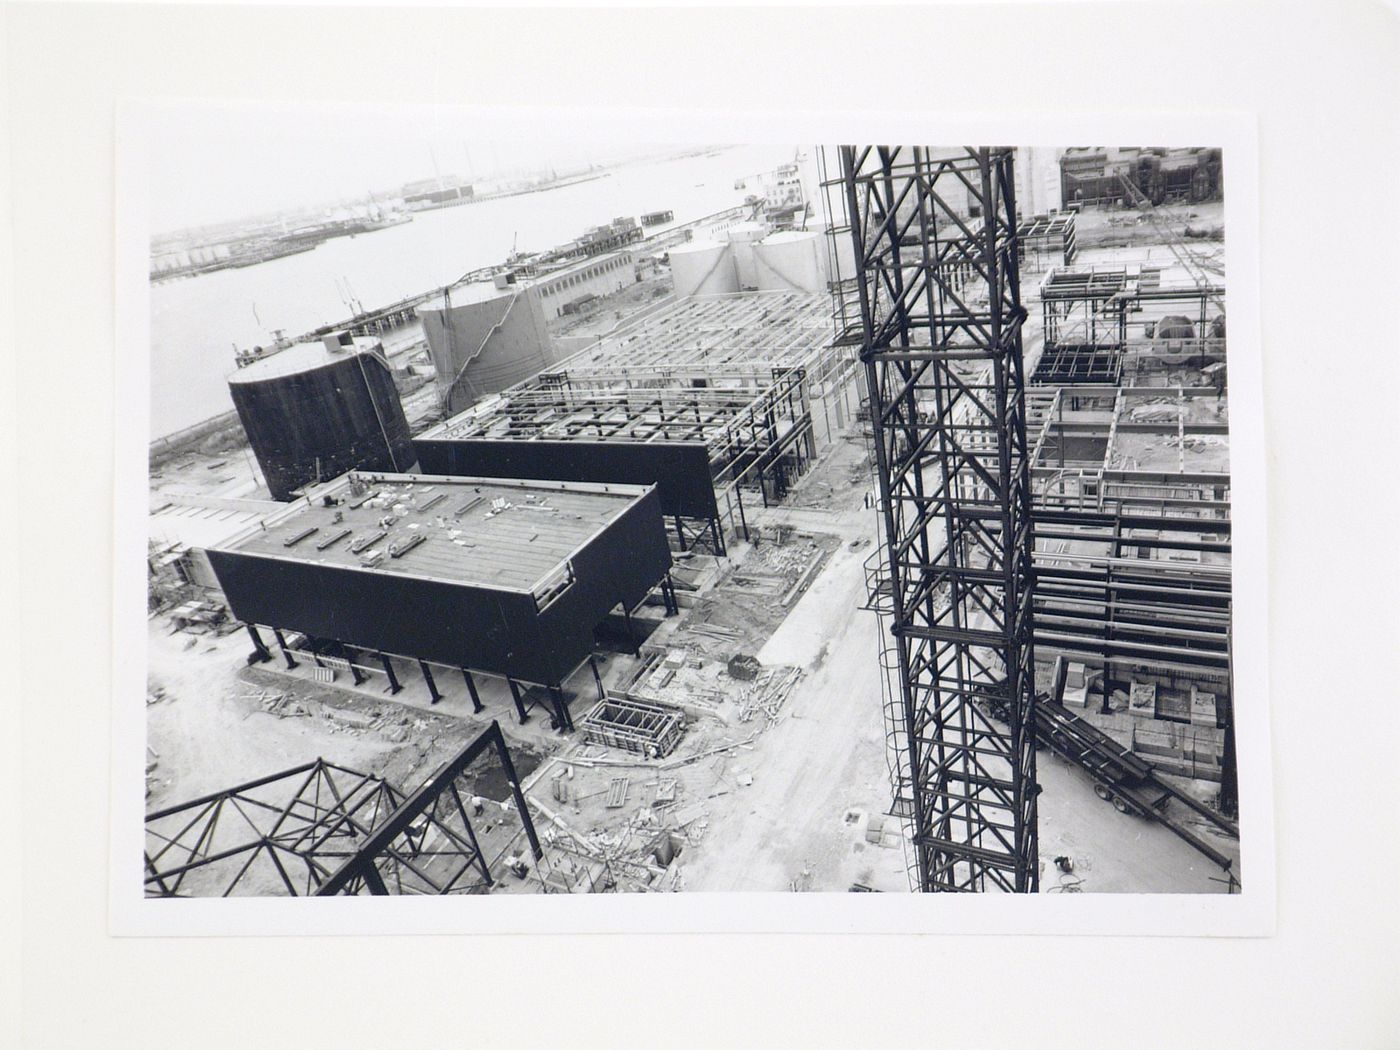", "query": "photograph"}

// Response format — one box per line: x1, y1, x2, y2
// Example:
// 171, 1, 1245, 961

15, 3, 1400, 1046
135, 118, 1245, 901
